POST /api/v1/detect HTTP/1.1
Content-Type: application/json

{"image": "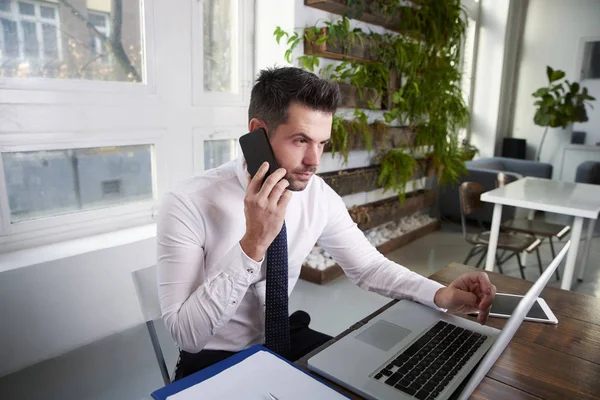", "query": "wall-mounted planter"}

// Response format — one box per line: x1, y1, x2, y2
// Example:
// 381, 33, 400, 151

339, 83, 382, 109
348, 189, 435, 231
304, 0, 404, 33
319, 159, 431, 197
304, 27, 377, 62
324, 125, 415, 153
